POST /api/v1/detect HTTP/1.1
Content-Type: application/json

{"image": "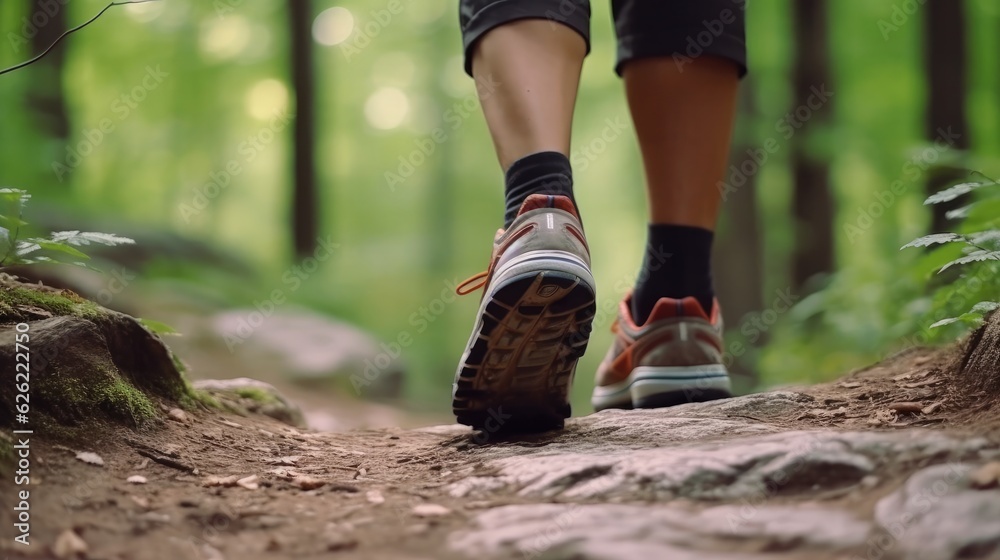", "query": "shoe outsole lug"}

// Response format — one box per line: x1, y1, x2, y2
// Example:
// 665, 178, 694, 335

454, 270, 596, 434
